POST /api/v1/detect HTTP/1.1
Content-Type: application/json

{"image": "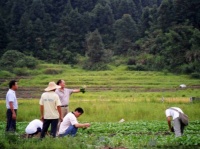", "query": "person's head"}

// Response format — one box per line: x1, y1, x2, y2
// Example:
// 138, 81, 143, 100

44, 82, 61, 92
9, 80, 18, 91
74, 107, 84, 118
56, 79, 65, 89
